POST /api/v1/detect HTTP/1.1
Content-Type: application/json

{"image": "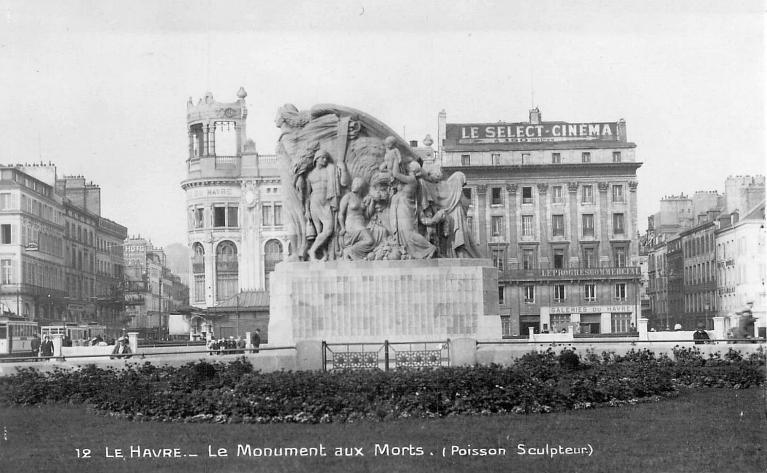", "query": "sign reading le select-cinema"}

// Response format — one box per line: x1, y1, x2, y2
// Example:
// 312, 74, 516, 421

447, 122, 619, 143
